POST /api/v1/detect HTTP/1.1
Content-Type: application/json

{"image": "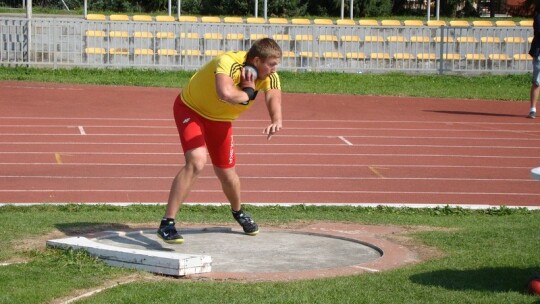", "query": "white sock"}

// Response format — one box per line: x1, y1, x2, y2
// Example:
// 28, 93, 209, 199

531, 107, 537, 113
